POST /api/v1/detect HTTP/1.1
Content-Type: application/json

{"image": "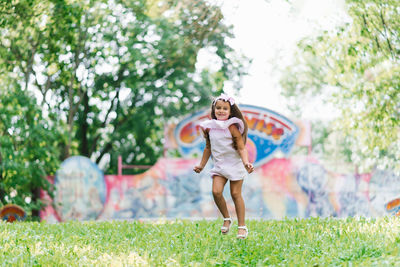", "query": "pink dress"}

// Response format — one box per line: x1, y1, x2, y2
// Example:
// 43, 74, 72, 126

199, 118, 248, 181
